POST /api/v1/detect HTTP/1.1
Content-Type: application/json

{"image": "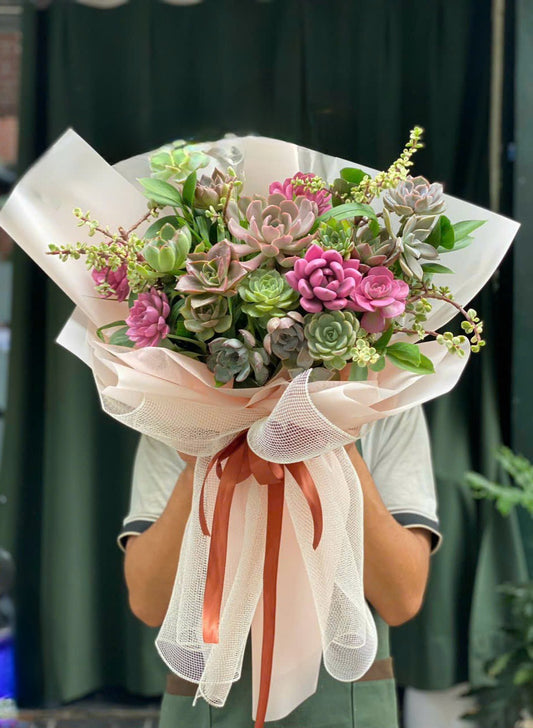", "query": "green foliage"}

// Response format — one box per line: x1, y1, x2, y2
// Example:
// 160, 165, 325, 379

465, 449, 533, 727
466, 447, 533, 517
385, 342, 435, 374
139, 178, 183, 208
426, 214, 455, 250
466, 582, 533, 727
